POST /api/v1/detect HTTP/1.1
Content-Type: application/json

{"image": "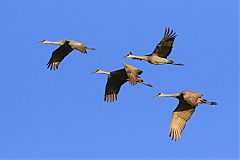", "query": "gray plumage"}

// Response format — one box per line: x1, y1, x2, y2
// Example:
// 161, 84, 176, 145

155, 90, 217, 141
40, 40, 96, 70
123, 27, 183, 66
93, 63, 153, 103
